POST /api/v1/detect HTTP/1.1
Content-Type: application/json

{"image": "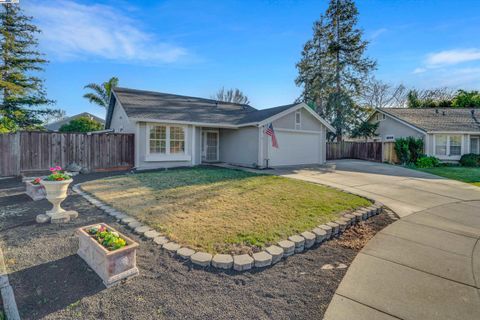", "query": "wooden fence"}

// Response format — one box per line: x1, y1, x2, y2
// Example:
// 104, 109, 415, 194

326, 141, 398, 163
0, 132, 134, 176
